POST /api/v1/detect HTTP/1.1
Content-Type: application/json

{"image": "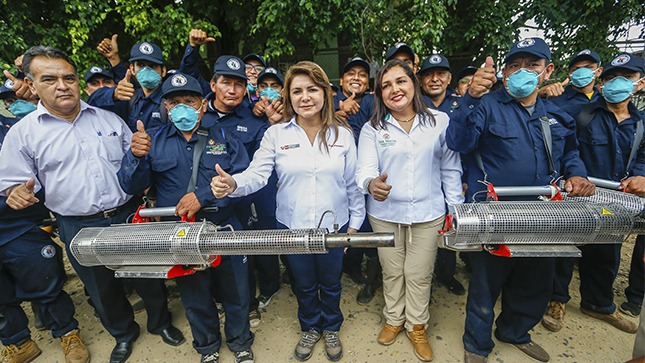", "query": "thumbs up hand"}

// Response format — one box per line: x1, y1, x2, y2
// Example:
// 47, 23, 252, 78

368, 172, 392, 201
97, 34, 121, 66
189, 29, 217, 47
340, 92, 360, 115
6, 178, 40, 210
131, 120, 151, 157
211, 163, 237, 198
114, 69, 135, 101
4, 70, 34, 100
538, 77, 569, 99
468, 56, 497, 99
